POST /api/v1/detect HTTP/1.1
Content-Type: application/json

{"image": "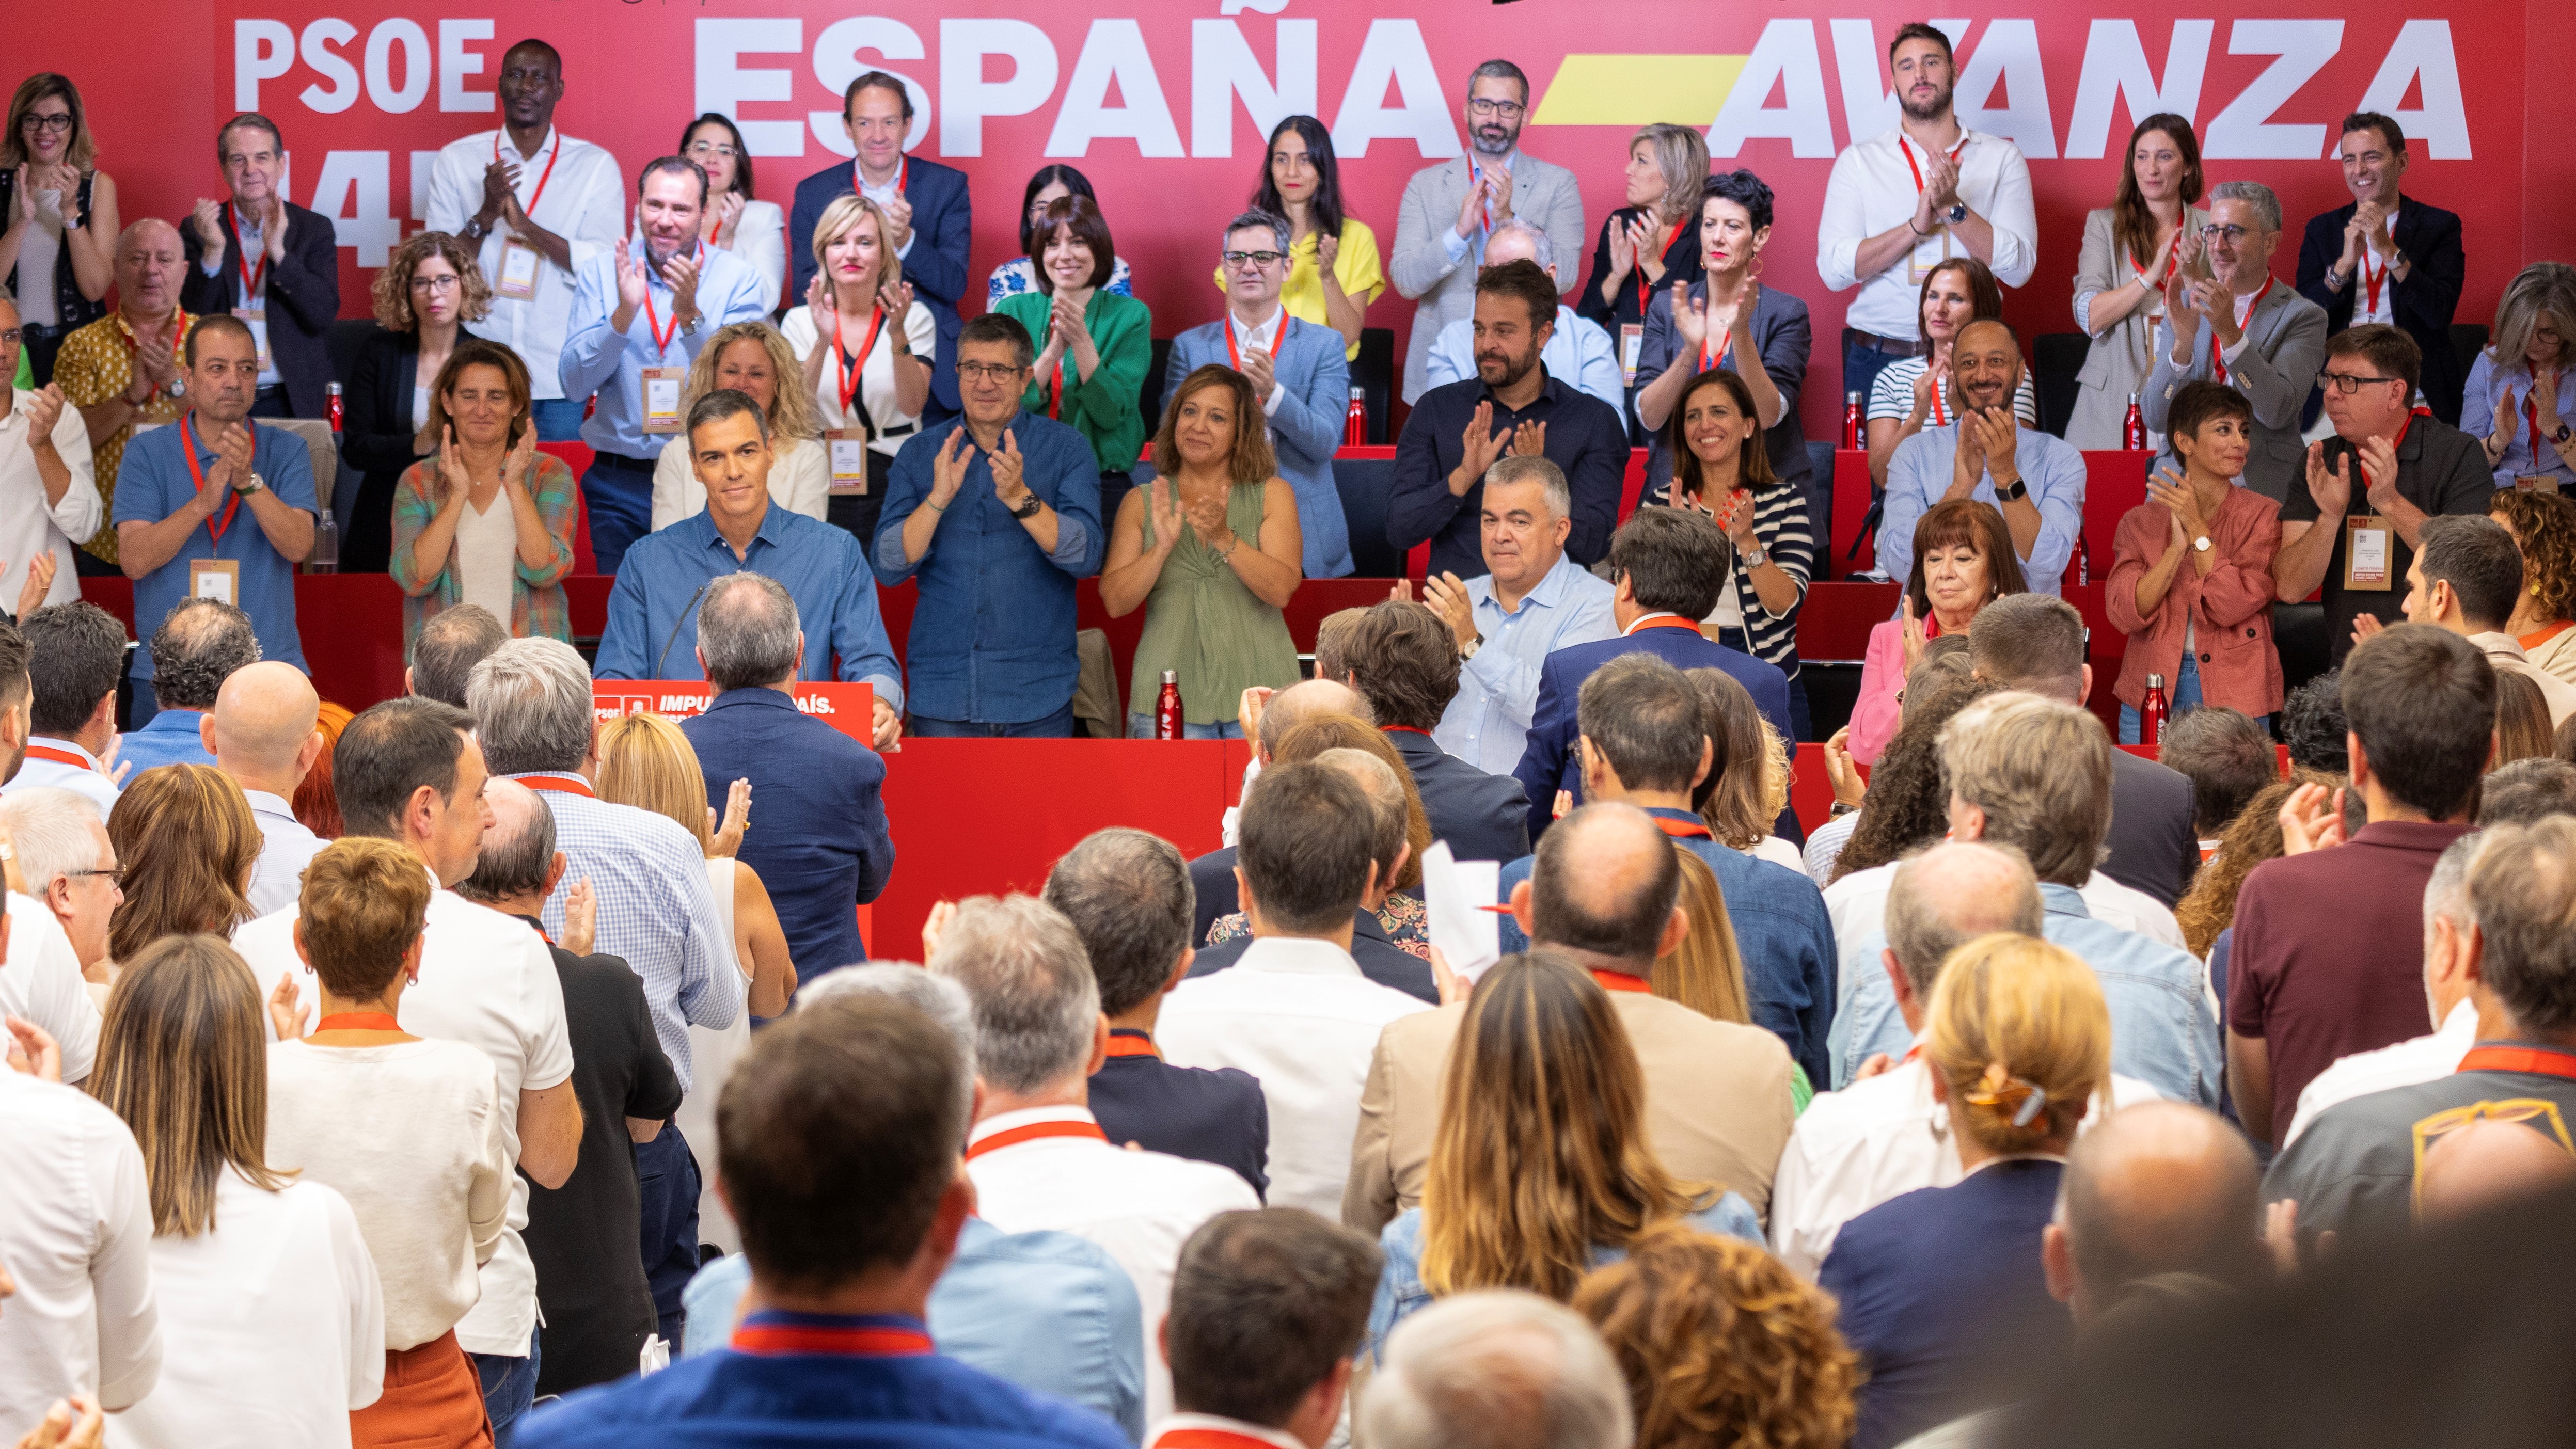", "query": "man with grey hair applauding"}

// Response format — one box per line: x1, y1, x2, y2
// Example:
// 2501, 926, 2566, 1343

1358, 1289, 1632, 1449
1421, 222, 1622, 411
